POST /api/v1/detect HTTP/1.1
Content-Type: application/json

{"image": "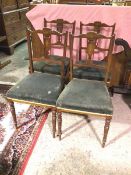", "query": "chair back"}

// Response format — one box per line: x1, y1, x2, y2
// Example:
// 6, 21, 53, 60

79, 21, 115, 60
80, 21, 116, 36
26, 27, 68, 78
69, 32, 115, 85
44, 18, 76, 34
